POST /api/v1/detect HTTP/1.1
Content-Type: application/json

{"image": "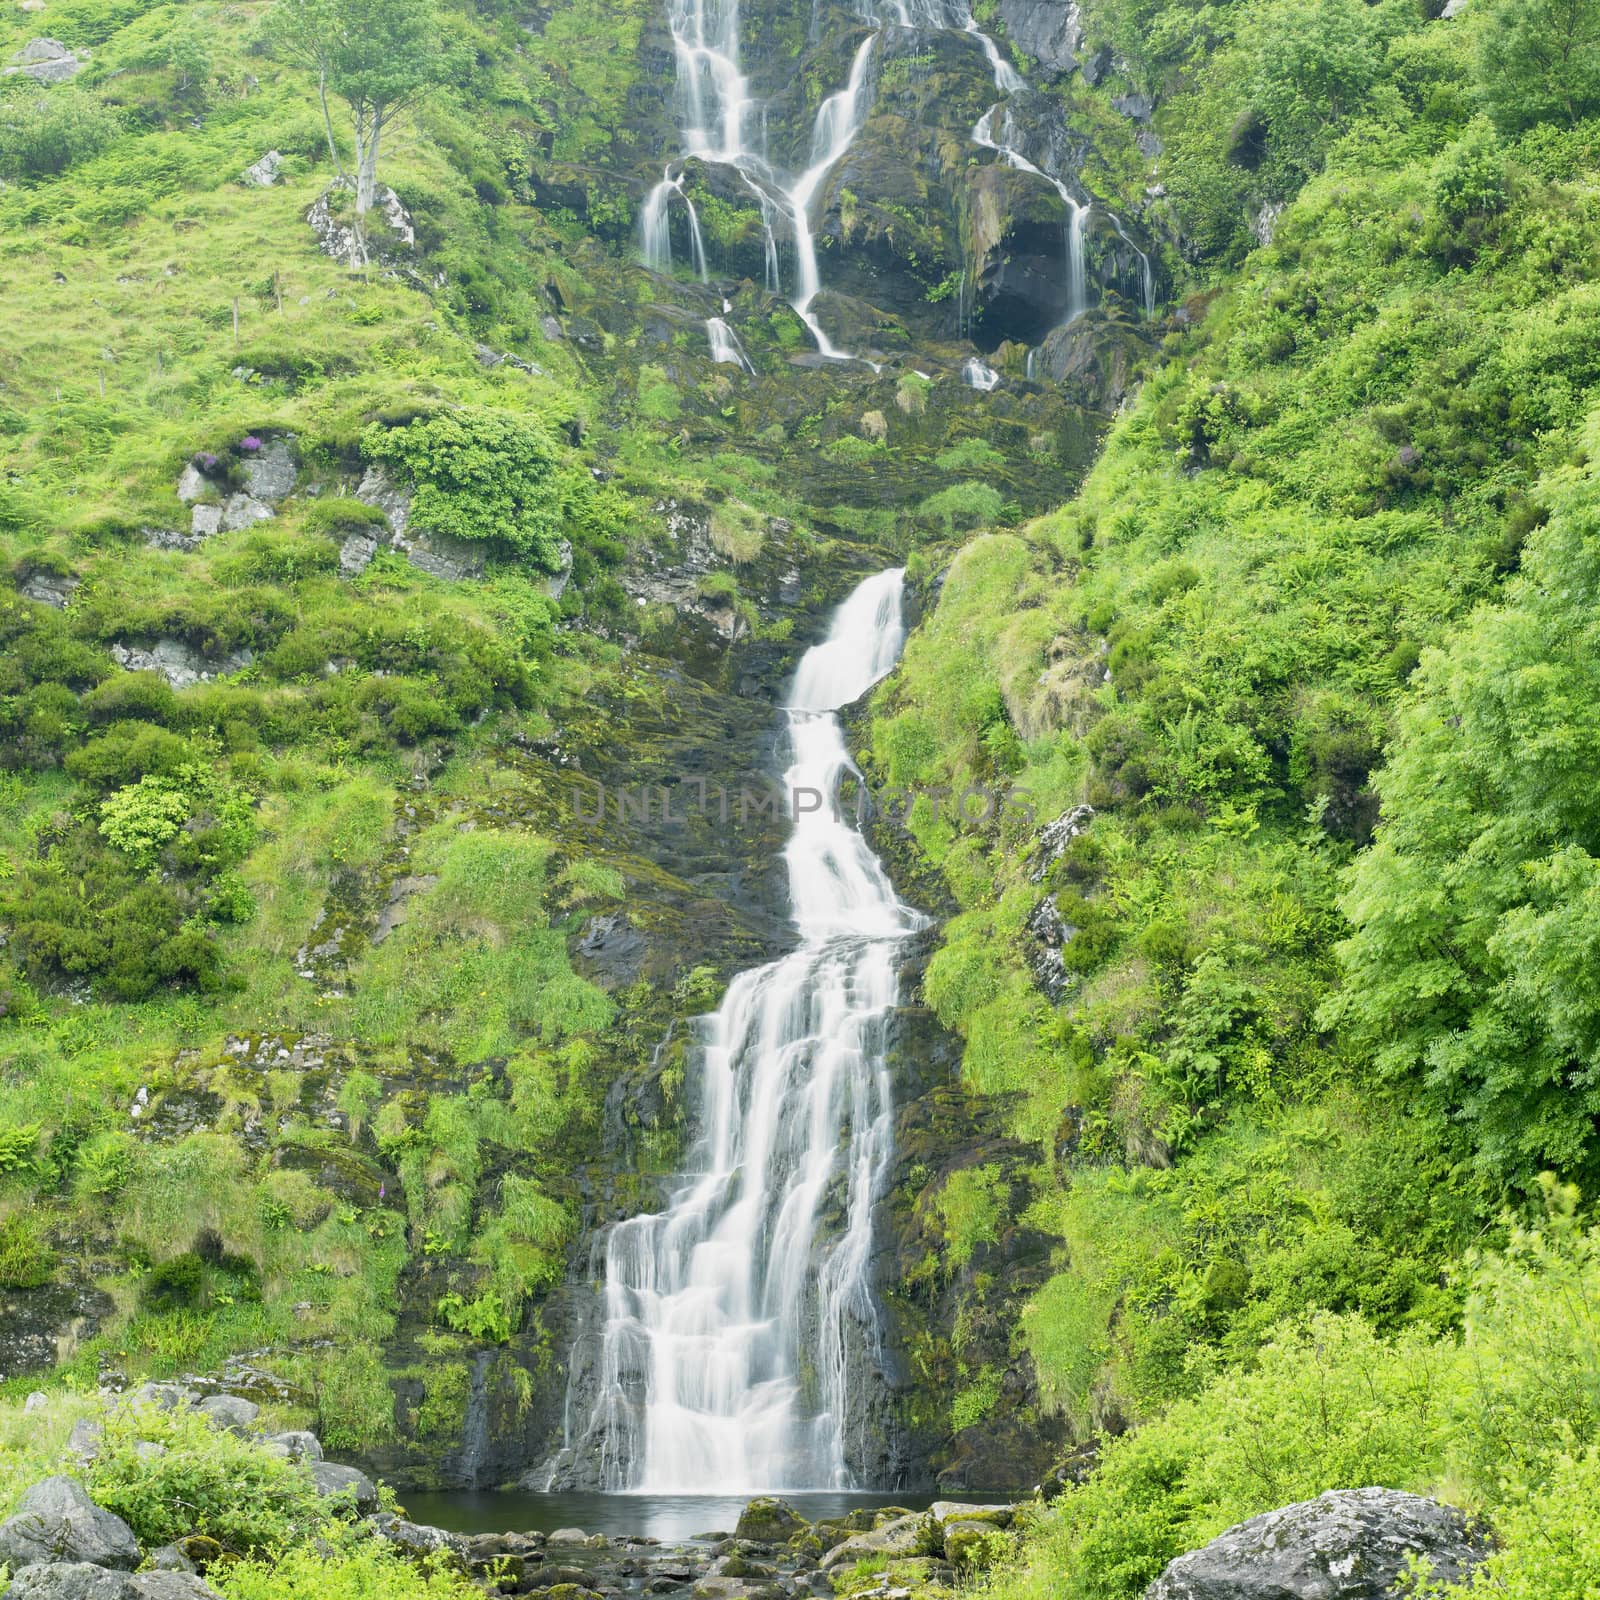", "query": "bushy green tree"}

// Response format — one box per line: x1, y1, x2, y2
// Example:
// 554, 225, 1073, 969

1325, 418, 1600, 1184
269, 0, 446, 216
1246, 0, 1387, 174
1475, 0, 1600, 132
0, 86, 120, 181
